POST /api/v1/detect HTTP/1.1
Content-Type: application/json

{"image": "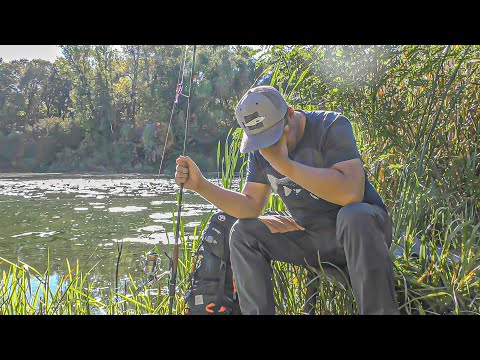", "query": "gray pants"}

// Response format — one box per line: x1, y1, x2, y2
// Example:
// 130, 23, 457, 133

229, 203, 400, 315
